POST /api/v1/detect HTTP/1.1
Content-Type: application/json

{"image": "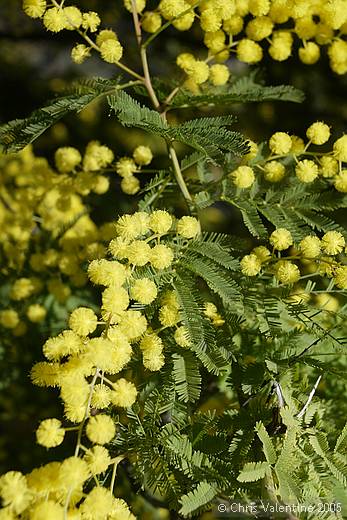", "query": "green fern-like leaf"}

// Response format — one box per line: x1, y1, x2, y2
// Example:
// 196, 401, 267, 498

237, 461, 270, 482
184, 255, 241, 306
179, 481, 217, 516
171, 73, 304, 109
186, 240, 239, 271
172, 352, 202, 403
0, 77, 123, 153
335, 422, 347, 454
255, 421, 277, 465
